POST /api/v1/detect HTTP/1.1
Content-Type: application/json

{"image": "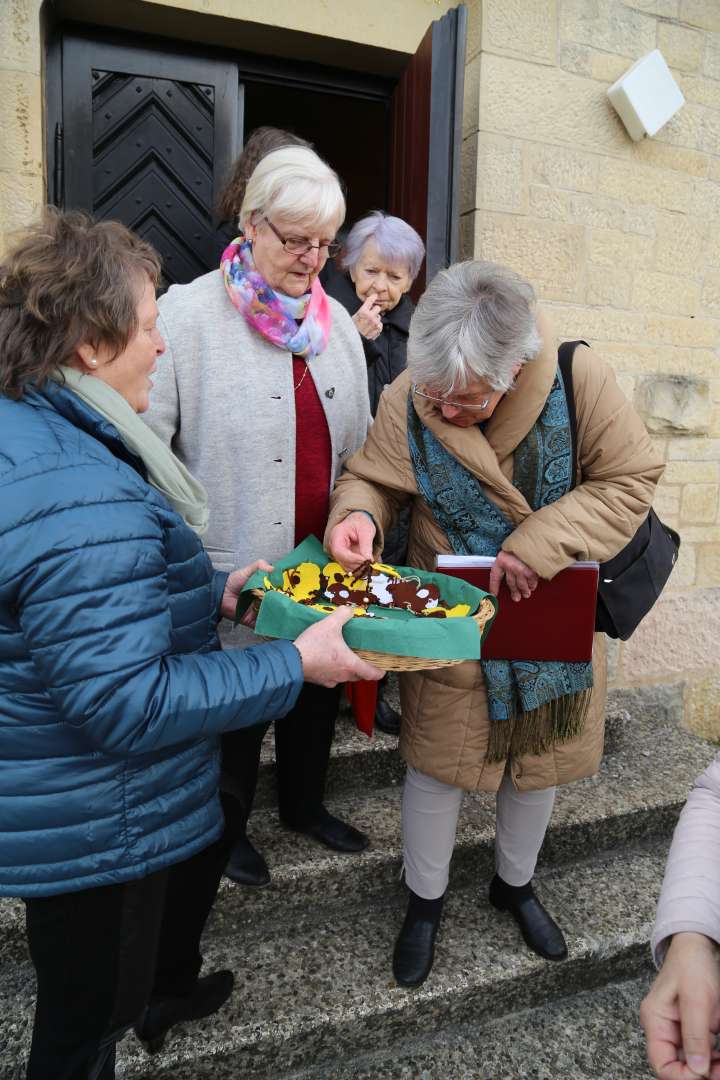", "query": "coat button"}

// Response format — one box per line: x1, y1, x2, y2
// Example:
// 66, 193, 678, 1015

325, 387, 335, 399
